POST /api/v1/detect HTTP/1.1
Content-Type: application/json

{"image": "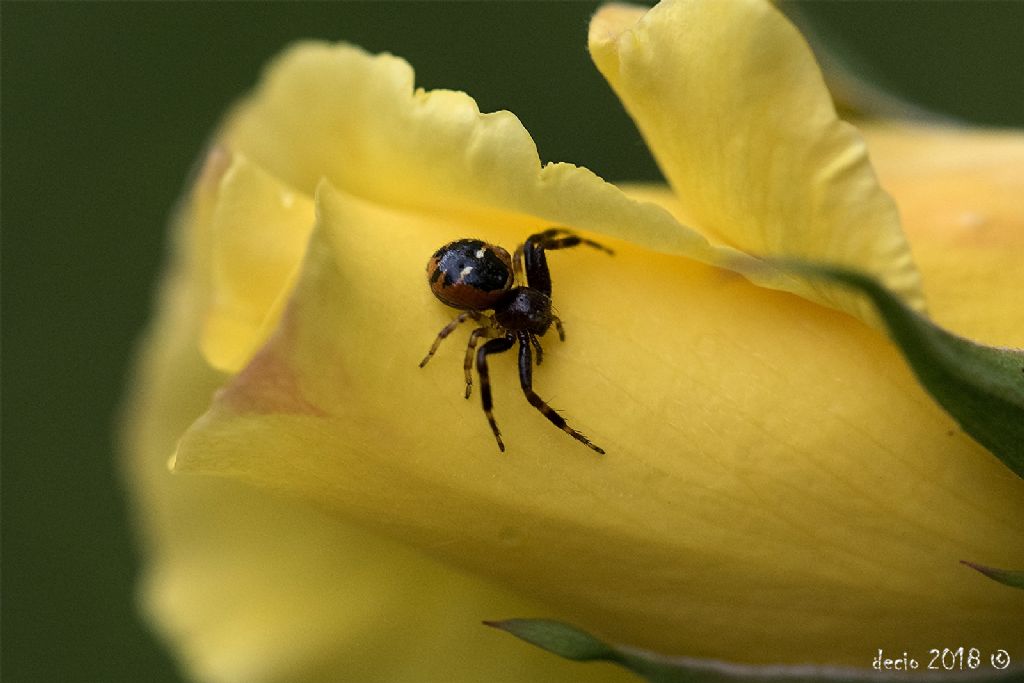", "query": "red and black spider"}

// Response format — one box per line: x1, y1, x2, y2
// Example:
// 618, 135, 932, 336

420, 228, 612, 454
